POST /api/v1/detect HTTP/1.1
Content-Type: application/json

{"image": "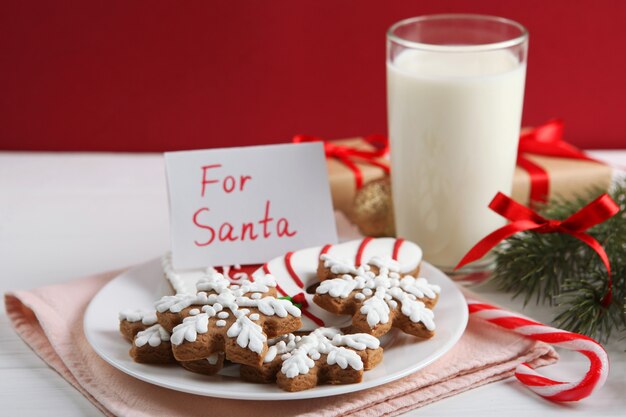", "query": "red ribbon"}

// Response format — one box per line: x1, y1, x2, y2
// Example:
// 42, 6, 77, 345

455, 192, 619, 307
293, 134, 390, 189
291, 292, 307, 307
518, 119, 601, 204
291, 292, 325, 327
